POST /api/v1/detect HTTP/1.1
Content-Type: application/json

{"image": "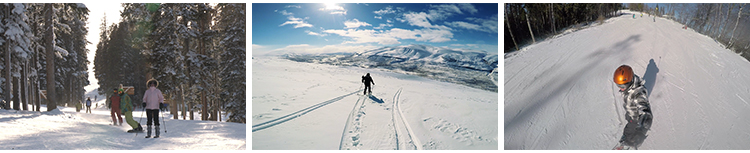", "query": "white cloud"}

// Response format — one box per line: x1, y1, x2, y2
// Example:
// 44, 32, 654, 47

374, 6, 396, 15
306, 30, 327, 36
268, 44, 379, 55
387, 19, 392, 23
456, 14, 498, 33
286, 5, 301, 8
373, 23, 393, 29
279, 16, 313, 28
323, 27, 454, 45
457, 4, 478, 14
275, 10, 293, 16
374, 16, 382, 19
402, 12, 452, 30
445, 21, 482, 31
344, 19, 372, 29
320, 3, 347, 15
